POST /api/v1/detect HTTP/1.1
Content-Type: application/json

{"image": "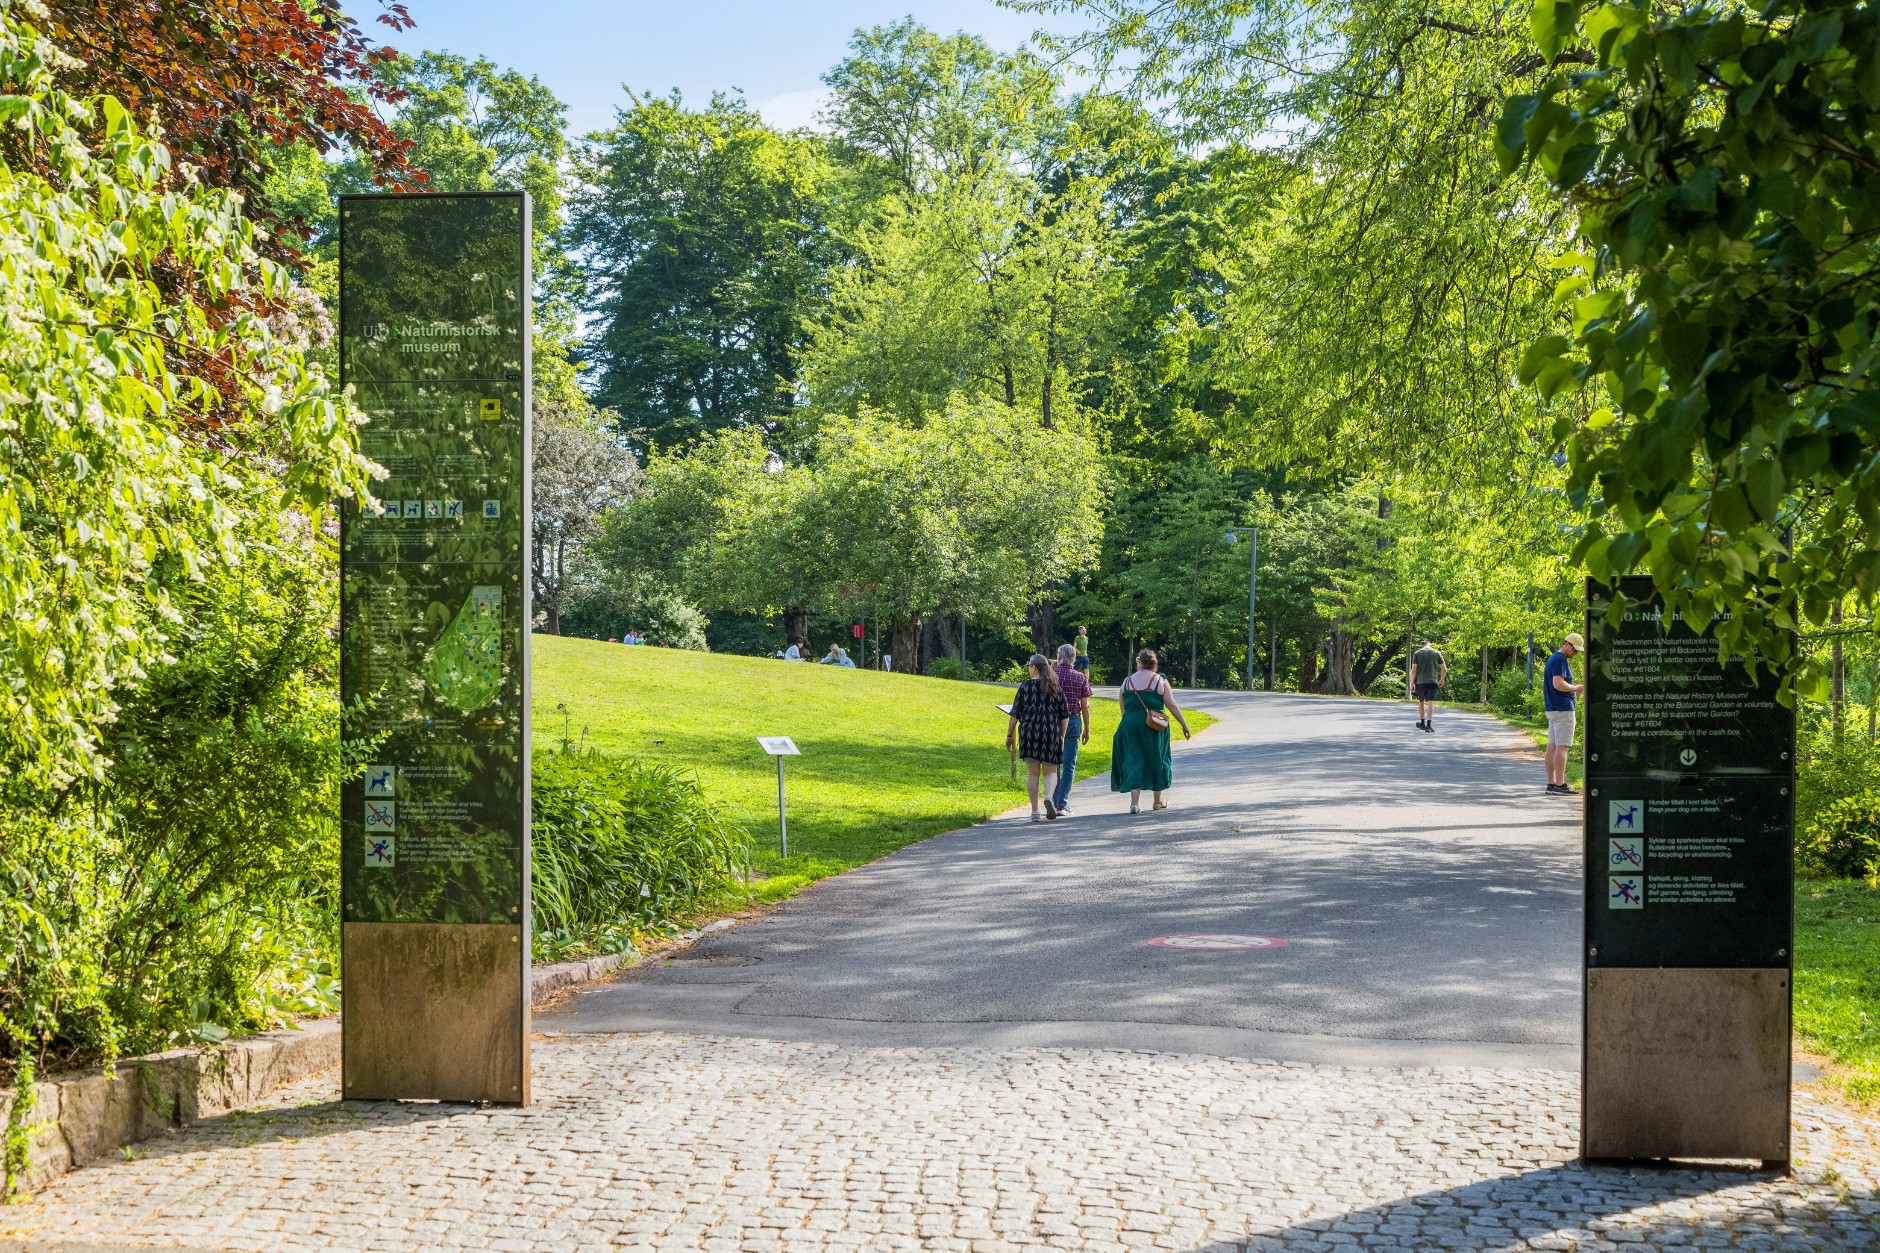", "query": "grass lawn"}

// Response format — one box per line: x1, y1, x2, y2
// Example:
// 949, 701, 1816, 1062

1796, 877, 1880, 1100
532, 636, 1214, 891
